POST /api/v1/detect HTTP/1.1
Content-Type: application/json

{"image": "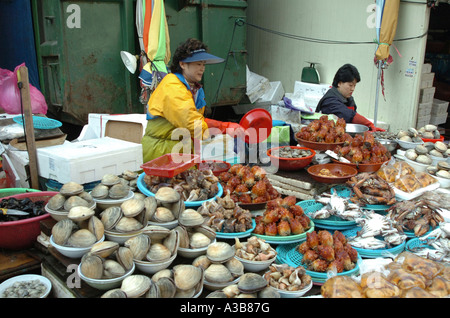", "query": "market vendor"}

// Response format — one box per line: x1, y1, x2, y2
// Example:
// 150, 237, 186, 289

141, 38, 246, 163
316, 64, 385, 132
